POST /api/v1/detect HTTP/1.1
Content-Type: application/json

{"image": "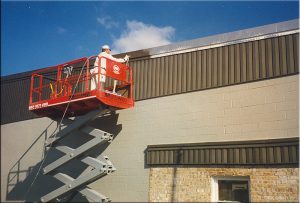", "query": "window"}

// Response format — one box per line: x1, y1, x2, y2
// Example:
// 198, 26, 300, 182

211, 176, 250, 202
